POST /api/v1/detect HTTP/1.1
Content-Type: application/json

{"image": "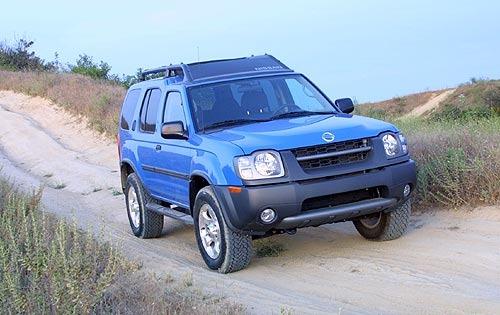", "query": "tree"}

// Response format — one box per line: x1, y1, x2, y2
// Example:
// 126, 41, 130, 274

69, 54, 111, 80
0, 38, 56, 71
